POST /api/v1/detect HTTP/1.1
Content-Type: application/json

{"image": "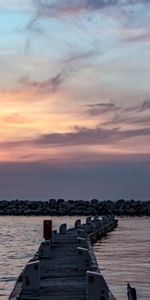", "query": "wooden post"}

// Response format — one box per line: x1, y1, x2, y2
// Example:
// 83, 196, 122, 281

75, 219, 81, 229
59, 223, 67, 234
43, 220, 52, 240
22, 261, 40, 291
39, 240, 51, 258
86, 216, 91, 224
77, 247, 92, 270
87, 271, 109, 300
127, 283, 137, 300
